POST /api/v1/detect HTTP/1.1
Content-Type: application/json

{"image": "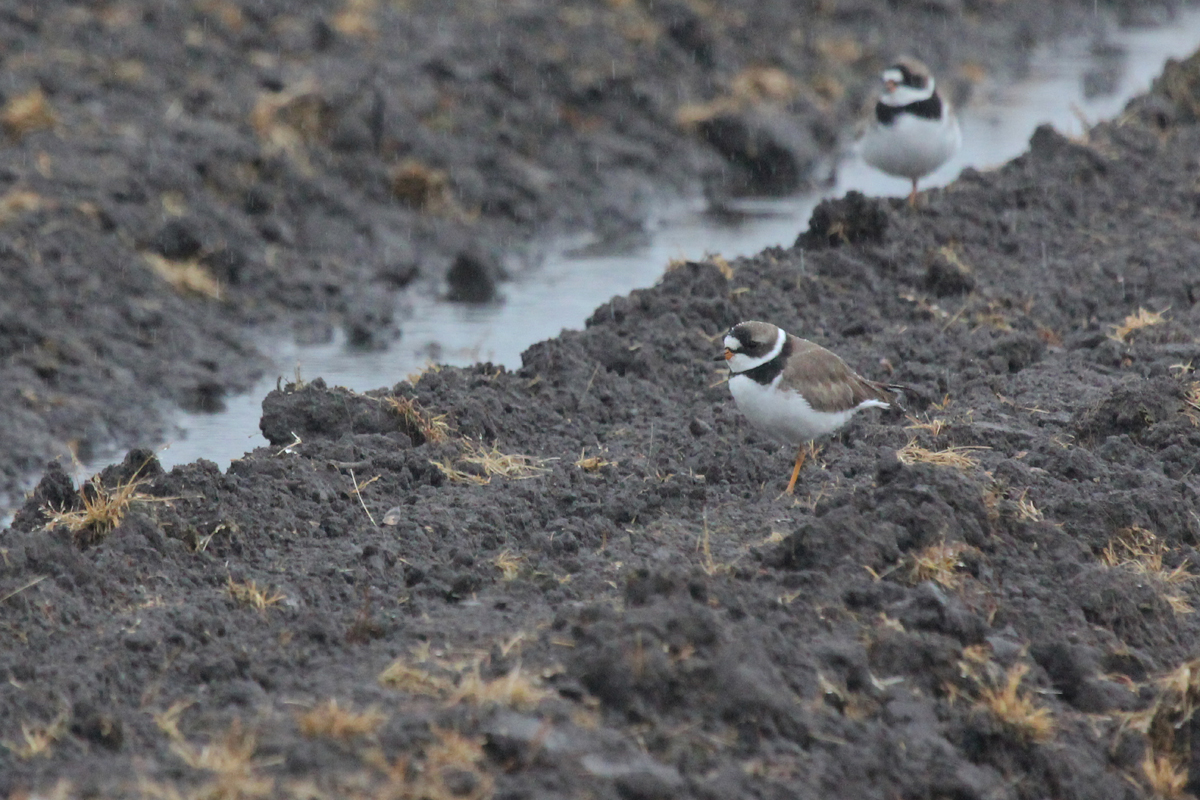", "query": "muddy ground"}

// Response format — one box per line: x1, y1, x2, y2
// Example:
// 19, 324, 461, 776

0, 0, 1180, 503
5, 1, 1200, 799
4, 25, 1200, 800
